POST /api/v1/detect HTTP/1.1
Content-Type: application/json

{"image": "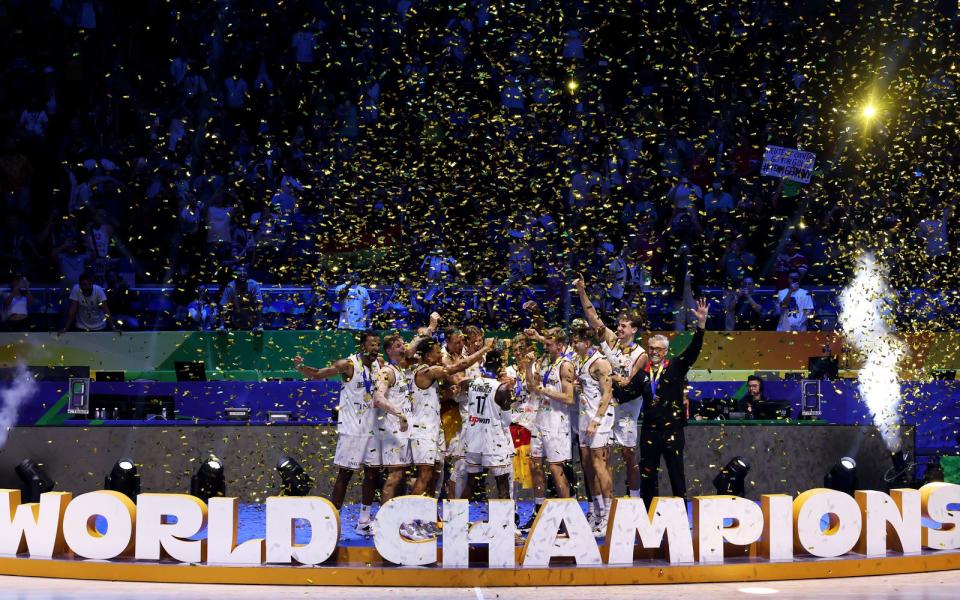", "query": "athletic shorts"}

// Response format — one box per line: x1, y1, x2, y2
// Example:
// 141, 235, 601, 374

411, 437, 439, 466
466, 462, 511, 477
578, 428, 612, 450
530, 428, 571, 463
613, 400, 641, 448
465, 451, 512, 469
334, 434, 379, 470
378, 434, 411, 467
